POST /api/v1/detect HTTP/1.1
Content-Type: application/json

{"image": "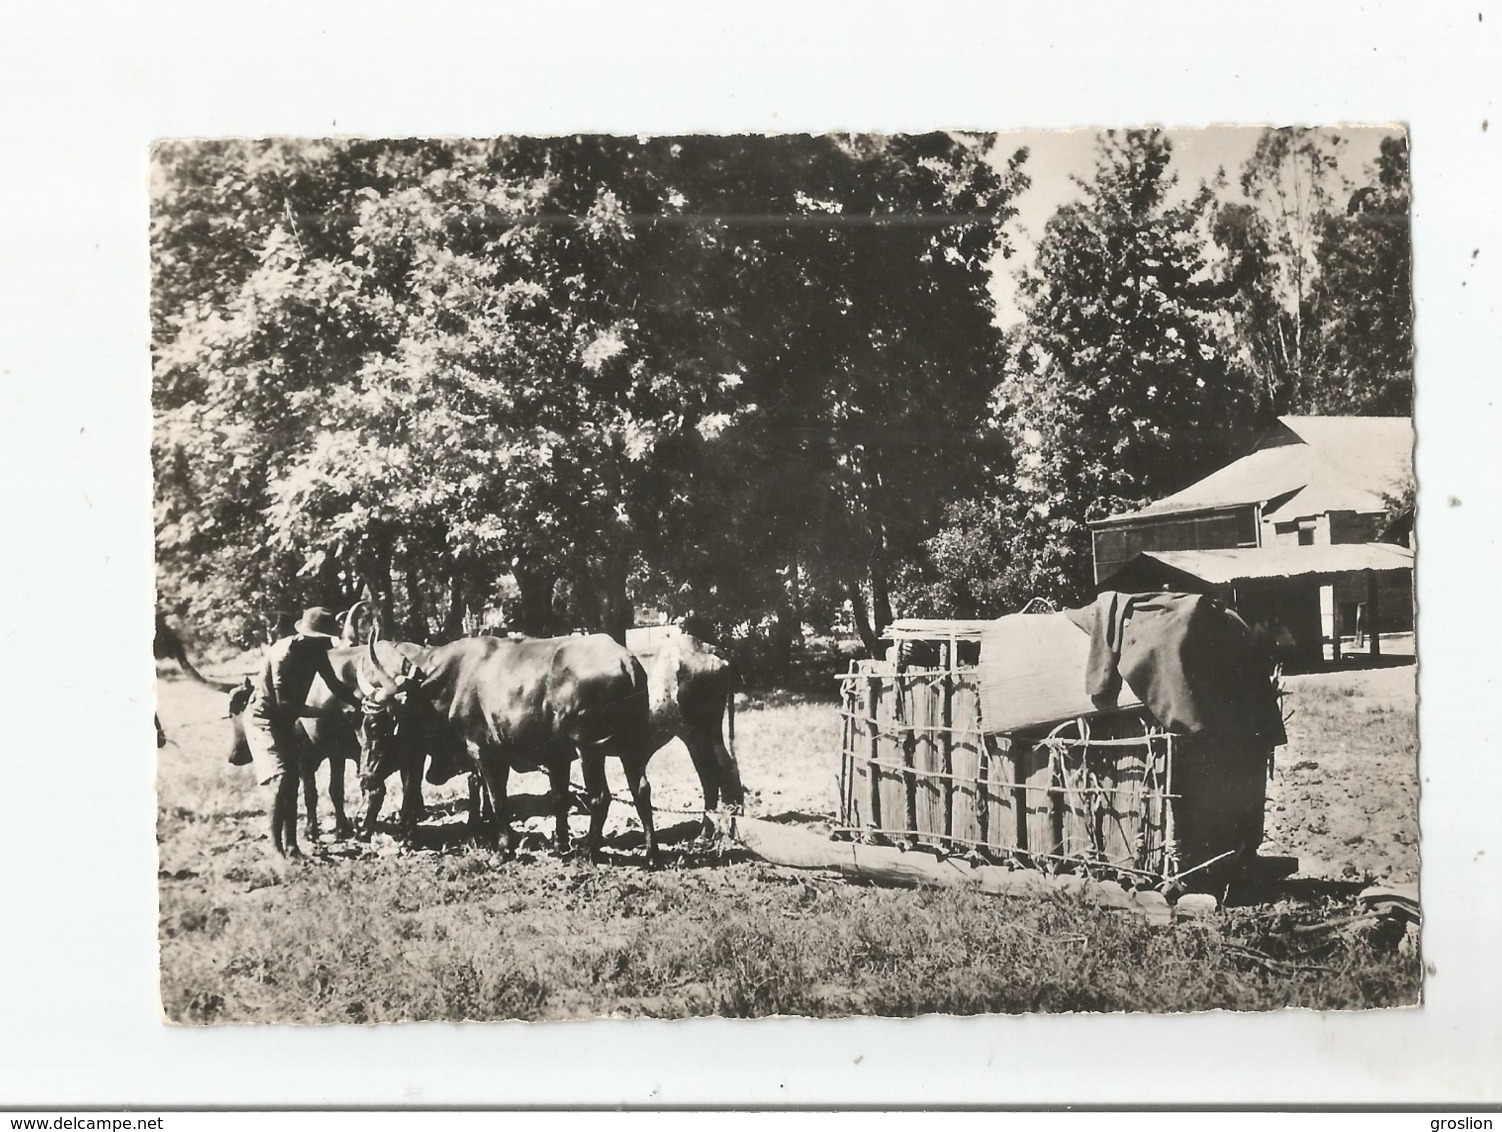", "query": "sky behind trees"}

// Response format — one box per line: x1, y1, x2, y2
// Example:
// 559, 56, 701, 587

987, 125, 1394, 327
